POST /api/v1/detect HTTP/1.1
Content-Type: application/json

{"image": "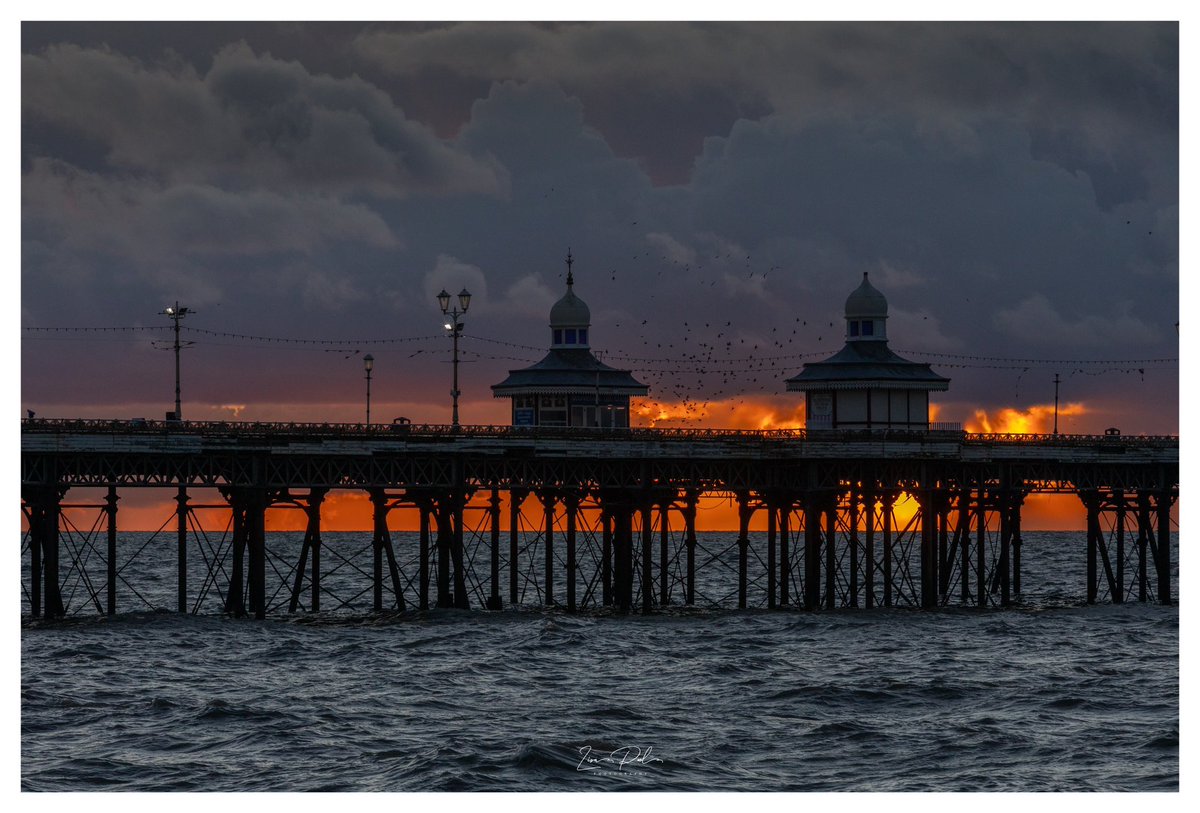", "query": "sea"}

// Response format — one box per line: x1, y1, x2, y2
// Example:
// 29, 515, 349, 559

21, 530, 1178, 791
